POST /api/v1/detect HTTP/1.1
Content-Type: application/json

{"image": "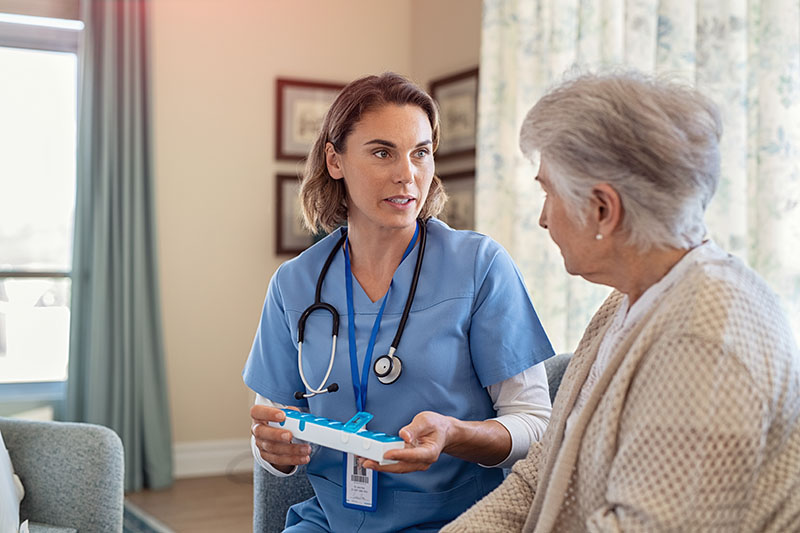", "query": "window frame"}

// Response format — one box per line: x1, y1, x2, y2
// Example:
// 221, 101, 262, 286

0, 20, 79, 52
